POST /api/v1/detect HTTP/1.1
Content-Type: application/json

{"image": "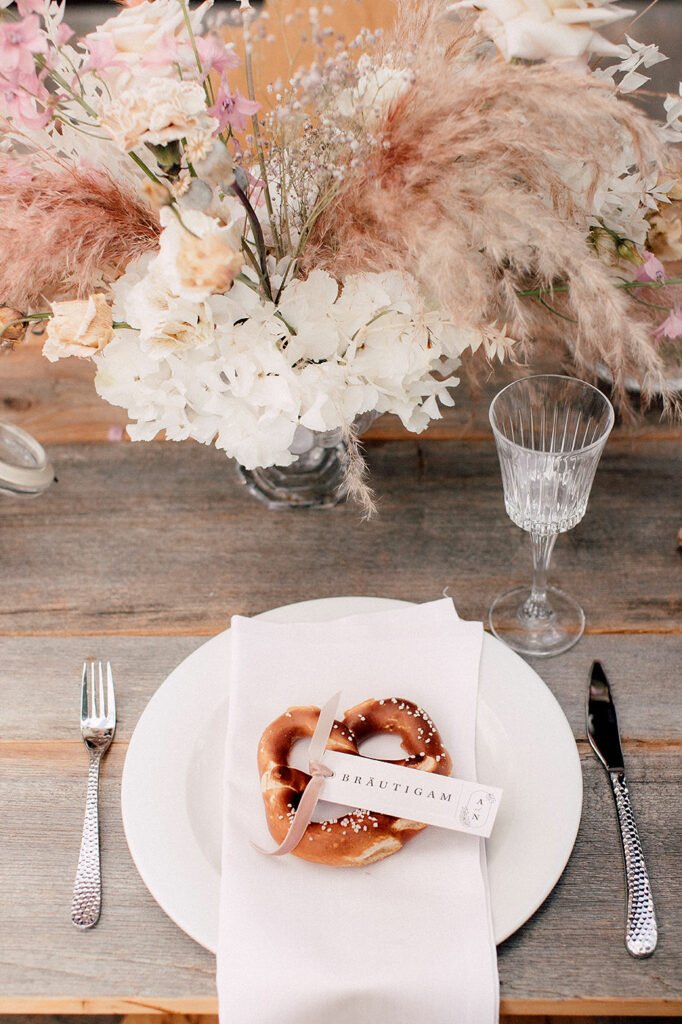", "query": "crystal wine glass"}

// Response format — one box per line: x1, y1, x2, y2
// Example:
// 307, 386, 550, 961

488, 375, 614, 657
